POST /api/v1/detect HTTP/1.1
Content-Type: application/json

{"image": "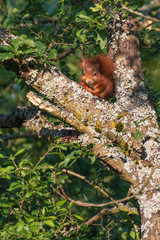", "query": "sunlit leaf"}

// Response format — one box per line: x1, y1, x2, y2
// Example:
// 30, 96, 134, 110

16, 220, 24, 232
44, 220, 55, 227
14, 148, 25, 157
